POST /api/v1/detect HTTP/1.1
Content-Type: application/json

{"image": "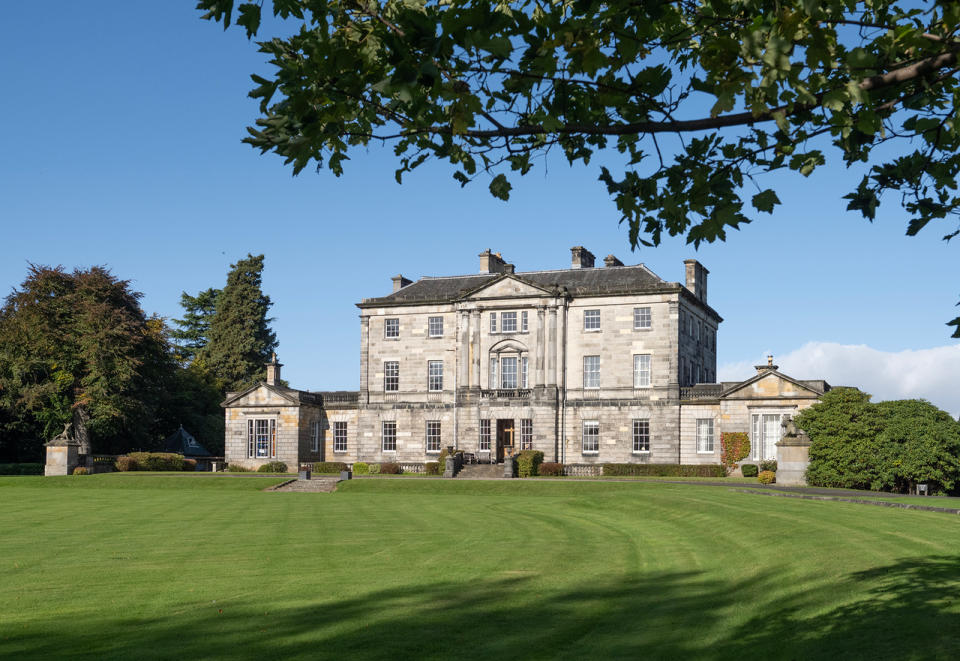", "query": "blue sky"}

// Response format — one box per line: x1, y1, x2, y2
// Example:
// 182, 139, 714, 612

2, 4, 958, 415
